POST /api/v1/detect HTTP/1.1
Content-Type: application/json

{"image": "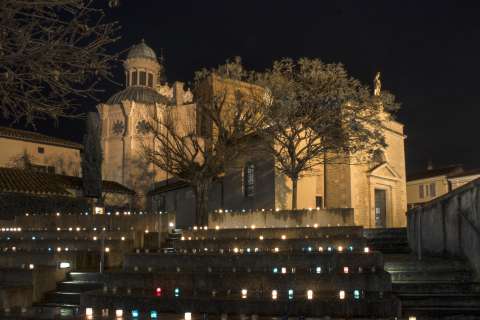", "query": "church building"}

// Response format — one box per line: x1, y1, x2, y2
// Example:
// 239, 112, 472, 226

98, 40, 407, 228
